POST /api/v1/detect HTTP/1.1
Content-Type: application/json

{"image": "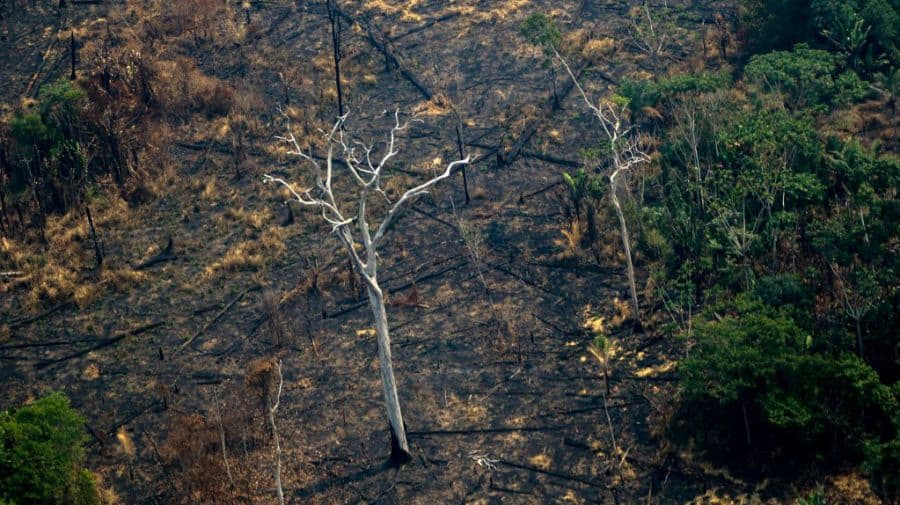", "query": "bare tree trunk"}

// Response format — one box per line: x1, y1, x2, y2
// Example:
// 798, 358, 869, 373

85, 202, 103, 268
366, 283, 411, 464
266, 112, 468, 465
267, 361, 285, 505
454, 112, 470, 205
69, 30, 76, 81
26, 157, 47, 246
610, 180, 640, 328
326, 0, 344, 117
213, 392, 234, 487
0, 174, 9, 238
